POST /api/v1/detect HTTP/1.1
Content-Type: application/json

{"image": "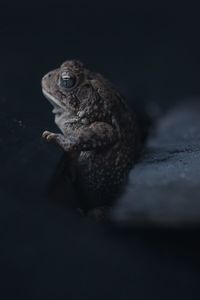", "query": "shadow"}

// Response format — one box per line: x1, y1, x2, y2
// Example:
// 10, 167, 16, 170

46, 154, 80, 211
46, 153, 128, 213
